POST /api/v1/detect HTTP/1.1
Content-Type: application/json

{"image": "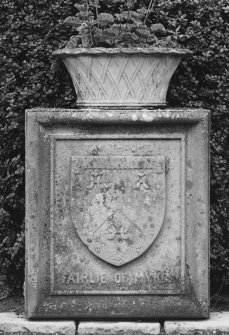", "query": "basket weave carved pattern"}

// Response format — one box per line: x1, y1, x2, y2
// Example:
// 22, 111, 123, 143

63, 54, 180, 106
